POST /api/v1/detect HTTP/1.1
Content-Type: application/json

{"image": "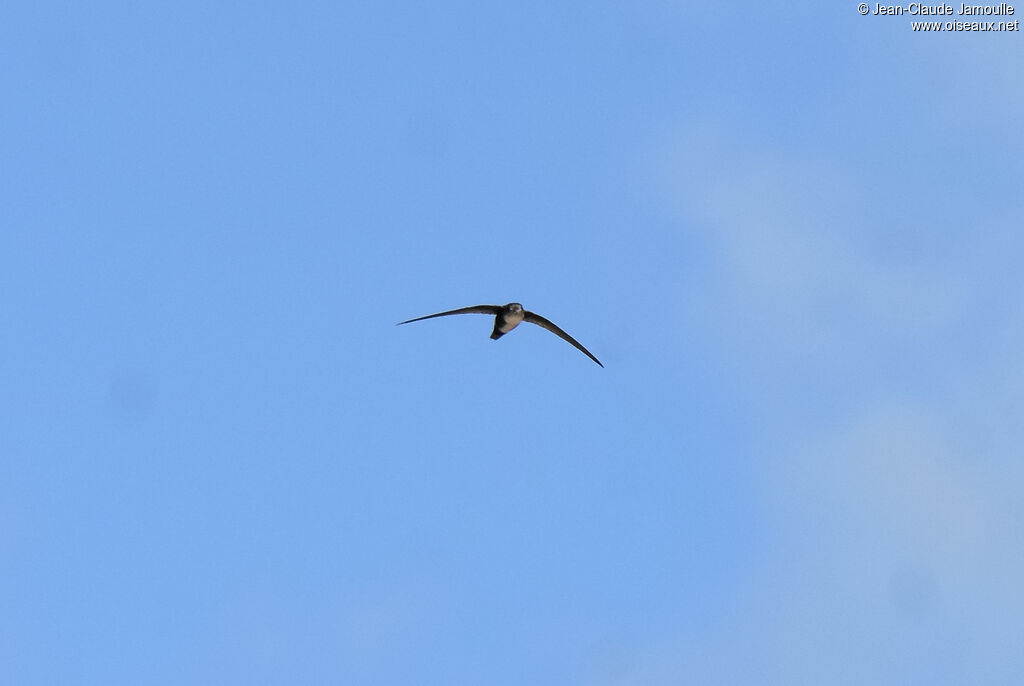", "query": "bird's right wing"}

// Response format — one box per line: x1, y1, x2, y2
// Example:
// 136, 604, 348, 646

397, 305, 502, 325
523, 311, 604, 367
